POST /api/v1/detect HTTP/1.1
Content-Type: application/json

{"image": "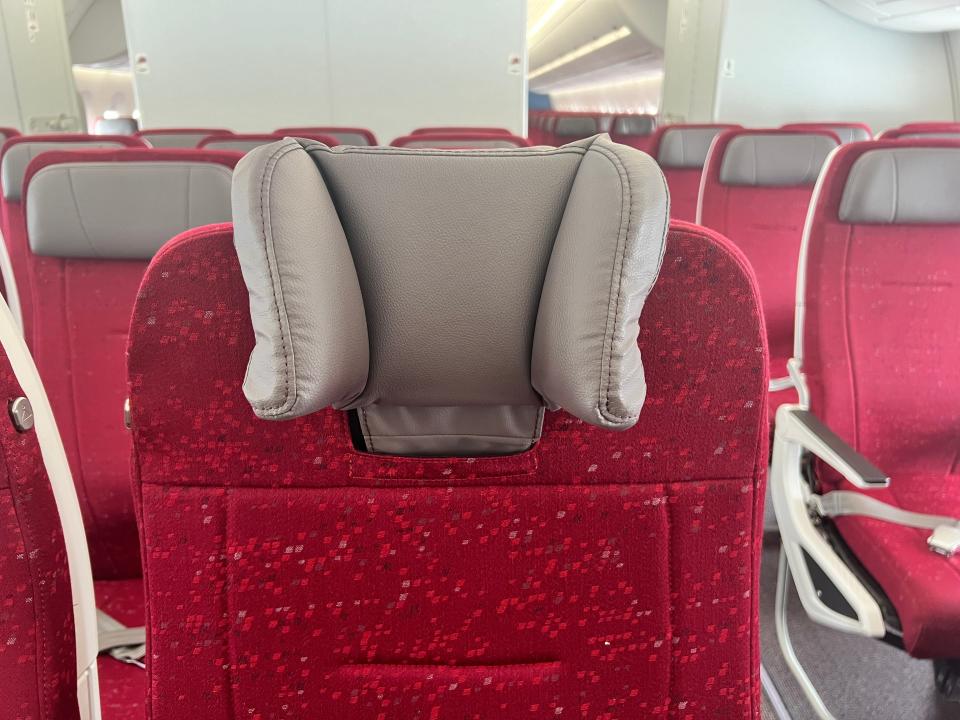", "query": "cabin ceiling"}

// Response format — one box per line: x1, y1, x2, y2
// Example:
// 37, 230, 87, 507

821, 0, 960, 31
